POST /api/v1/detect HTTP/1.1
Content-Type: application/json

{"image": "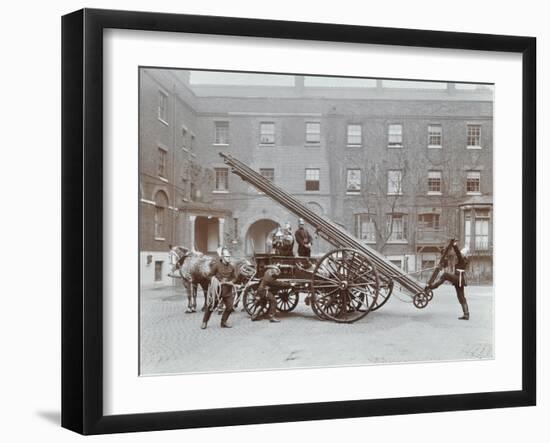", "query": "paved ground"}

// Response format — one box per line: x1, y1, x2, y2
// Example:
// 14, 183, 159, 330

139, 284, 494, 375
